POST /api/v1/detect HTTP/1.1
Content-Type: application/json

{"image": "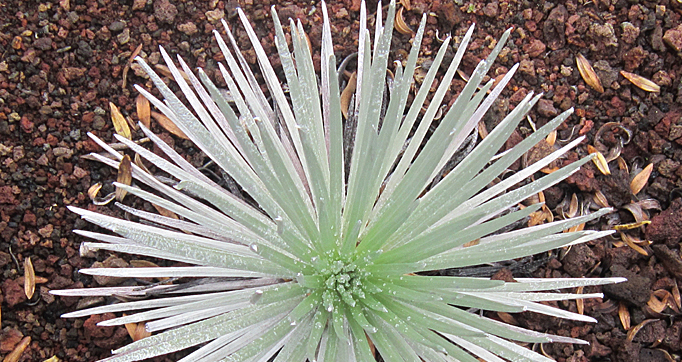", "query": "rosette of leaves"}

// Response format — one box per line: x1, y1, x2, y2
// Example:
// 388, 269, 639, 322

55, 1, 624, 361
